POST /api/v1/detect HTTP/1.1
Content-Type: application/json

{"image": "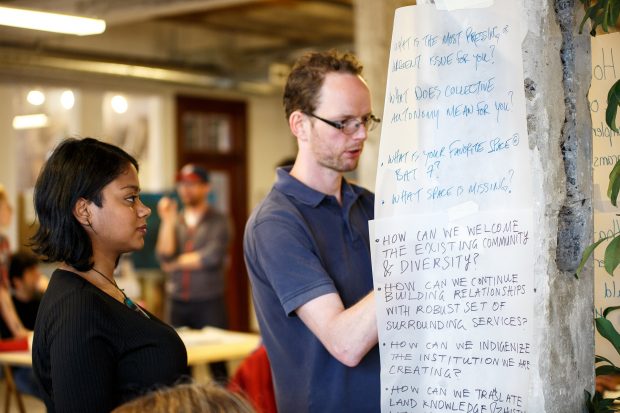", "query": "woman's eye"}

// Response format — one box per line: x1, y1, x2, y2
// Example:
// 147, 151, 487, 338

126, 195, 137, 203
